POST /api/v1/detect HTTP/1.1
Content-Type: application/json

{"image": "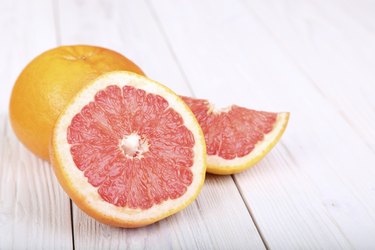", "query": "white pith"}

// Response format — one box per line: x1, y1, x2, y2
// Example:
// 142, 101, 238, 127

120, 133, 149, 159
207, 112, 289, 168
208, 102, 233, 114
54, 72, 205, 222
